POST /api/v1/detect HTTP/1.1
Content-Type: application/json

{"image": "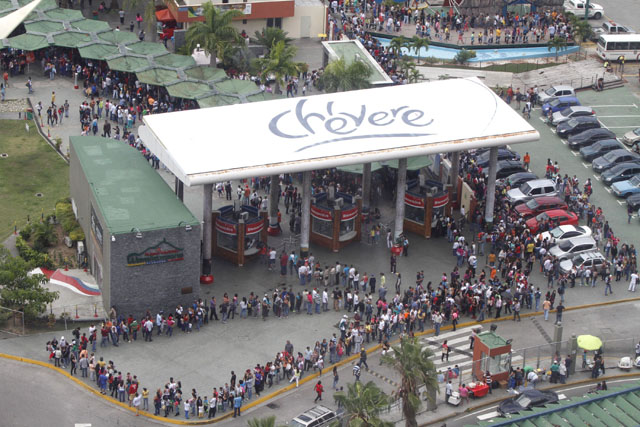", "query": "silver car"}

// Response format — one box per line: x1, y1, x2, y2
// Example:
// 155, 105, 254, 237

622, 127, 640, 146
538, 225, 592, 245
550, 106, 595, 127
559, 251, 607, 275
549, 236, 598, 261
507, 179, 559, 205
